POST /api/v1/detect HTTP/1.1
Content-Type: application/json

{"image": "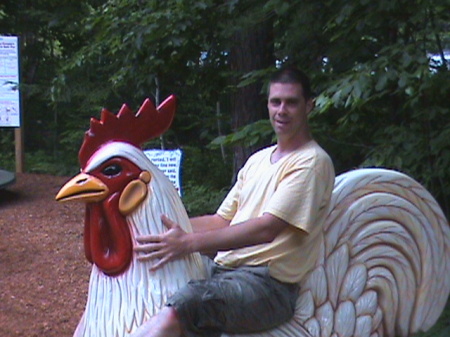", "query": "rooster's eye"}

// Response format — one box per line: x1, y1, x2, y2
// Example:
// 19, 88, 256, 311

102, 164, 122, 176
